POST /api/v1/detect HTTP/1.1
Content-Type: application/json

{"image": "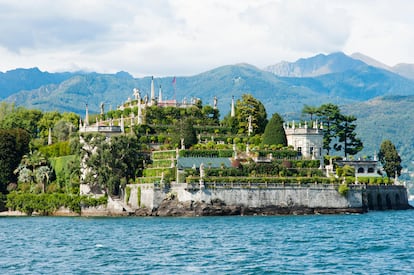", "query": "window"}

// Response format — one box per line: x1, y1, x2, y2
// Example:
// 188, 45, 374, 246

357, 167, 364, 173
